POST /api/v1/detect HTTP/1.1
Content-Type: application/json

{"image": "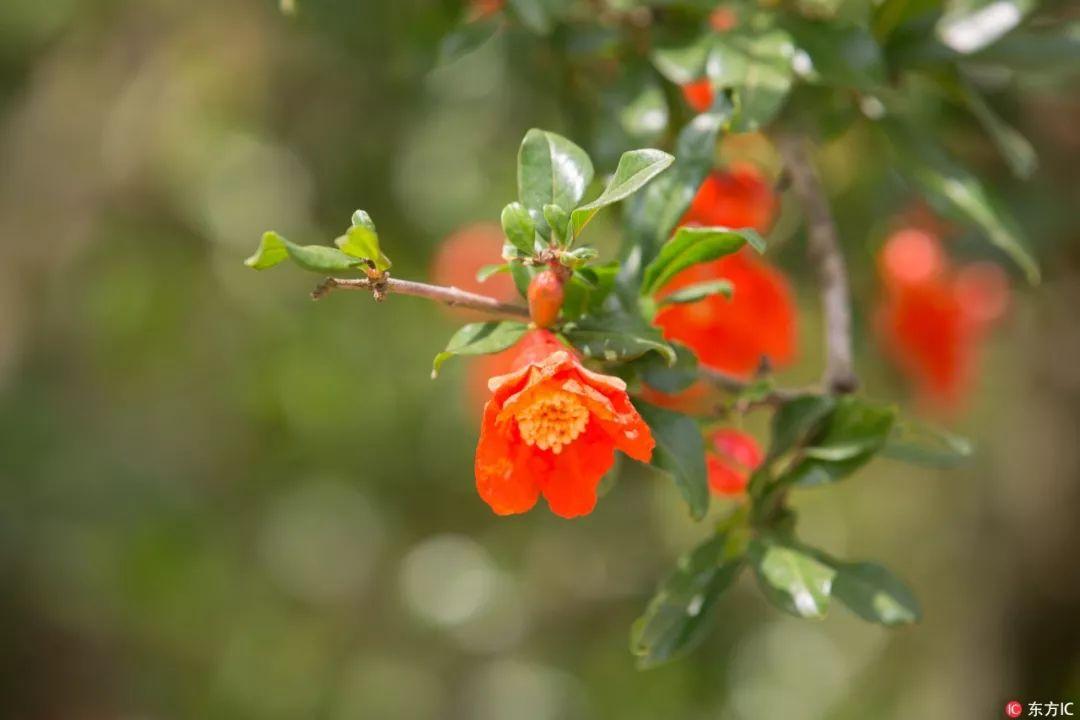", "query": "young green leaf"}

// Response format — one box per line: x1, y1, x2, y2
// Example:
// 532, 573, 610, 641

336, 225, 391, 271
431, 321, 528, 378
476, 264, 510, 283
831, 561, 921, 626
642, 227, 765, 295
570, 149, 674, 237
518, 129, 594, 232
543, 204, 571, 246
656, 279, 735, 306
631, 531, 745, 668
245, 231, 368, 273
501, 202, 537, 255
750, 537, 836, 619
635, 401, 709, 520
